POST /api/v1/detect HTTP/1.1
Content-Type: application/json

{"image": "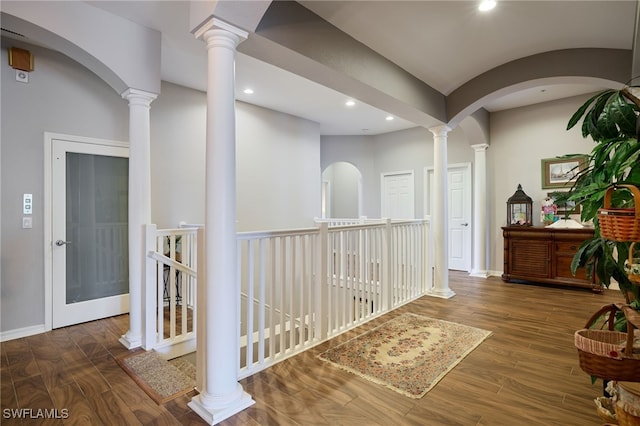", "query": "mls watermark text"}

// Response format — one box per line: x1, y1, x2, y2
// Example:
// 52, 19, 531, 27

3, 408, 69, 419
